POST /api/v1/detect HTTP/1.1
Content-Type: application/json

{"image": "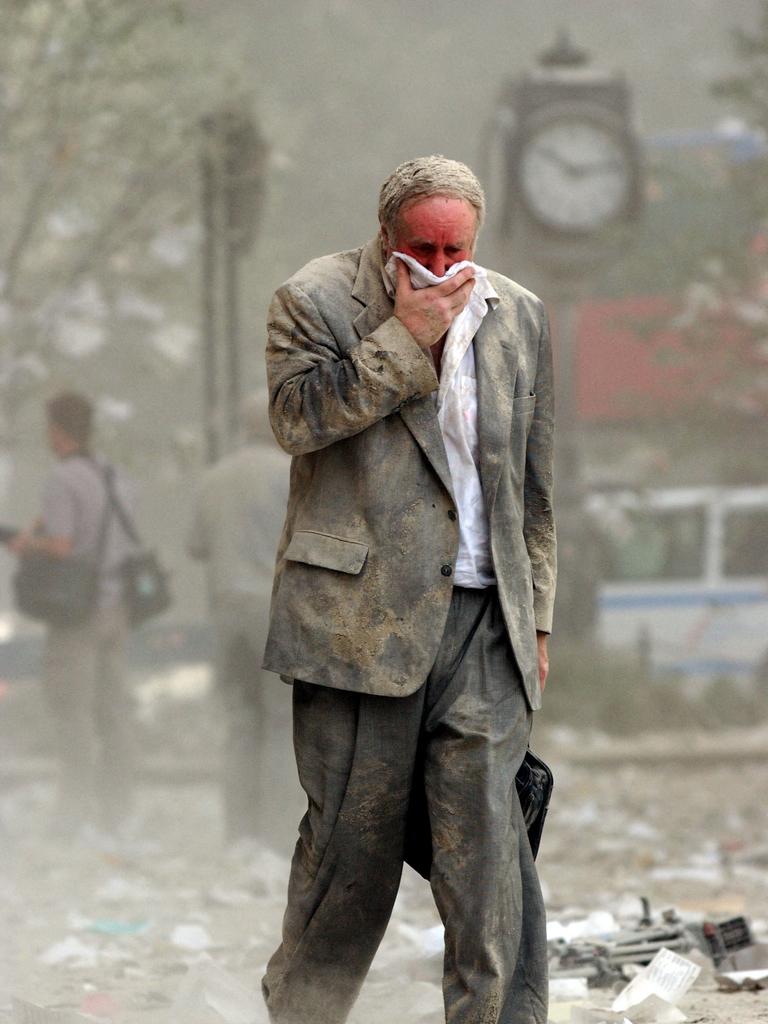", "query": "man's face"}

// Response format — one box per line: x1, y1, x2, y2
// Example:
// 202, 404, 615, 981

47, 421, 72, 458
382, 195, 477, 278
